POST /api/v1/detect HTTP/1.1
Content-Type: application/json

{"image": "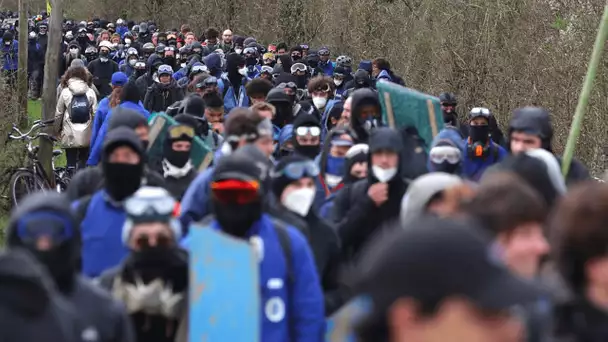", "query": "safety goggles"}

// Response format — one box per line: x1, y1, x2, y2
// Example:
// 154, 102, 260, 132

168, 125, 195, 139
197, 76, 218, 89
469, 107, 491, 118
243, 47, 257, 55
429, 145, 461, 164
125, 194, 176, 218
260, 66, 273, 74
158, 65, 173, 75
191, 64, 208, 74
318, 49, 330, 57
211, 180, 261, 204
291, 63, 307, 73
16, 211, 74, 246
135, 61, 146, 69
311, 83, 332, 94
270, 161, 319, 180
295, 126, 321, 137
